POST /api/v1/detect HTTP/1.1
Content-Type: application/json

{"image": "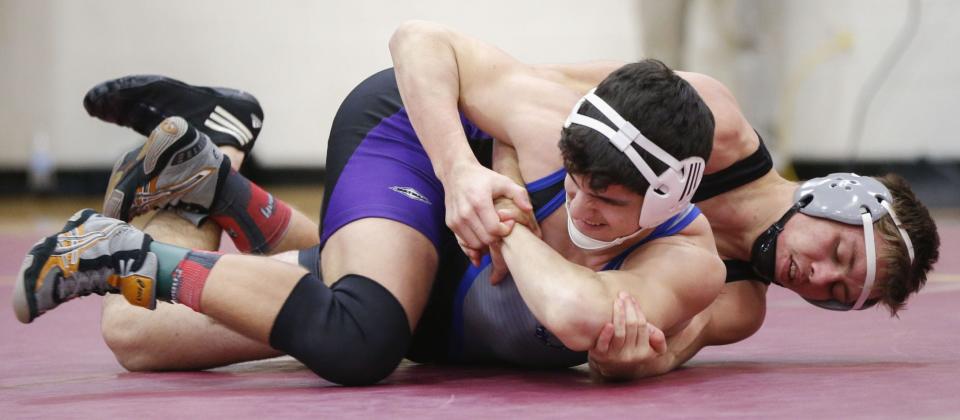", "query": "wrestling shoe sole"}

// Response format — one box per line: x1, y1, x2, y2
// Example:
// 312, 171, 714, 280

103, 118, 198, 220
